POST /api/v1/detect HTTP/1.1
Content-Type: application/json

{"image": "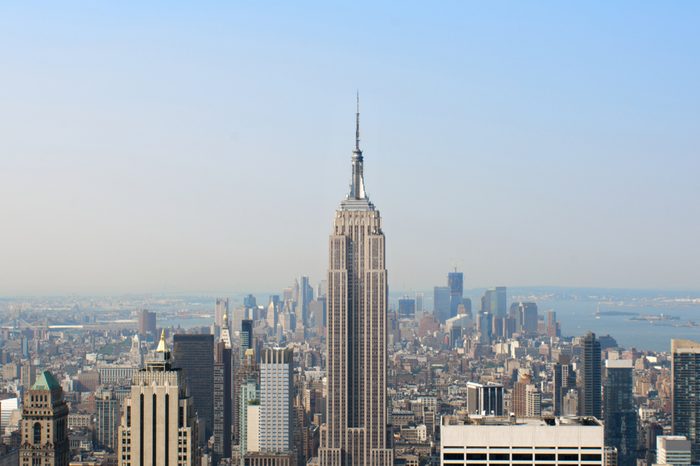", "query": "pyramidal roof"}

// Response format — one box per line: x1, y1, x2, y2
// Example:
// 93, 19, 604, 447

32, 370, 61, 391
